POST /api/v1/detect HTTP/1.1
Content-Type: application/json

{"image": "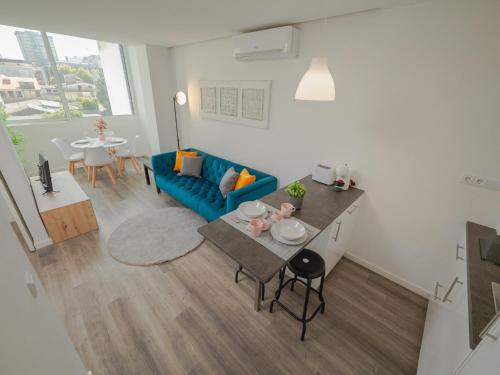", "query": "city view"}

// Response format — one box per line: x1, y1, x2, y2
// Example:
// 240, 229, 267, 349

0, 25, 128, 122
